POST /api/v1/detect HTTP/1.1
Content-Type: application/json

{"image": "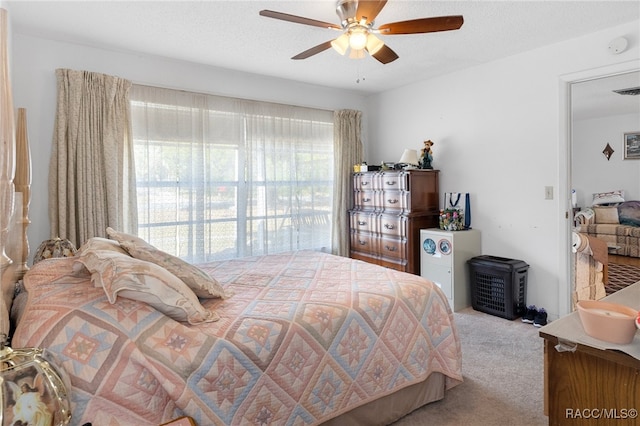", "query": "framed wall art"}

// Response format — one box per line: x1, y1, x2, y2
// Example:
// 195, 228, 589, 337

623, 132, 640, 159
